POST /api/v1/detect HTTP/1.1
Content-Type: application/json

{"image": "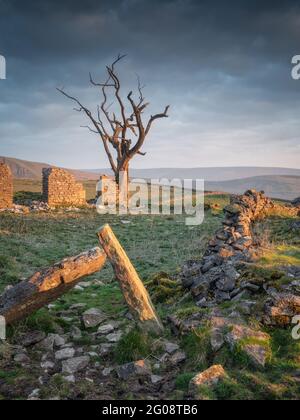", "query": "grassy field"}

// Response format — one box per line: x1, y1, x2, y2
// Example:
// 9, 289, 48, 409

0, 207, 225, 293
